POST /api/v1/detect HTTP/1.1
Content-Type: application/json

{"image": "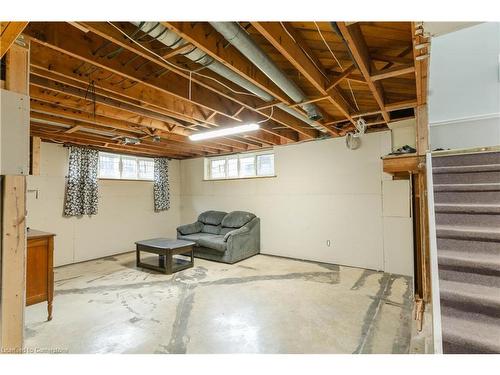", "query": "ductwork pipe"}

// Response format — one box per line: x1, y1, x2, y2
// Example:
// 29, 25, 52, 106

209, 22, 324, 122
131, 22, 327, 132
